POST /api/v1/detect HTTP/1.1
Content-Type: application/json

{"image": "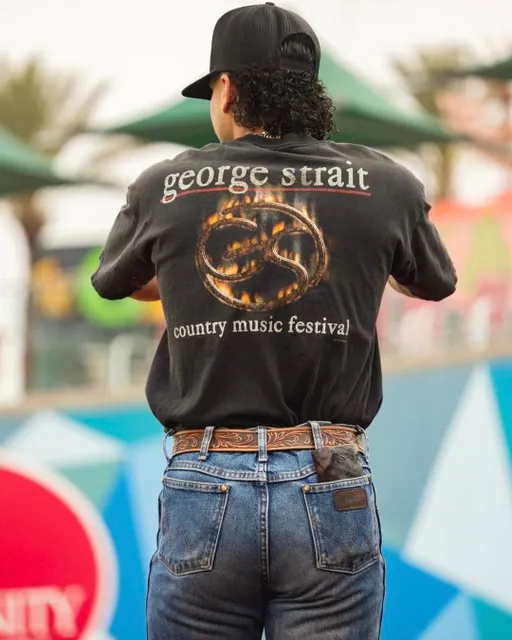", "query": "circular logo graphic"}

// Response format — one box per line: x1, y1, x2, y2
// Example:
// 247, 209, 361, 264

0, 453, 117, 639
196, 194, 328, 311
